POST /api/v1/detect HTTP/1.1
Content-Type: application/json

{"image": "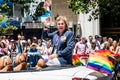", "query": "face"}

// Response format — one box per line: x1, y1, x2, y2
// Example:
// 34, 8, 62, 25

46, 41, 51, 48
0, 42, 6, 48
89, 36, 93, 41
56, 19, 66, 35
27, 39, 31, 44
81, 38, 86, 43
31, 45, 37, 50
112, 40, 118, 47
17, 35, 21, 40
